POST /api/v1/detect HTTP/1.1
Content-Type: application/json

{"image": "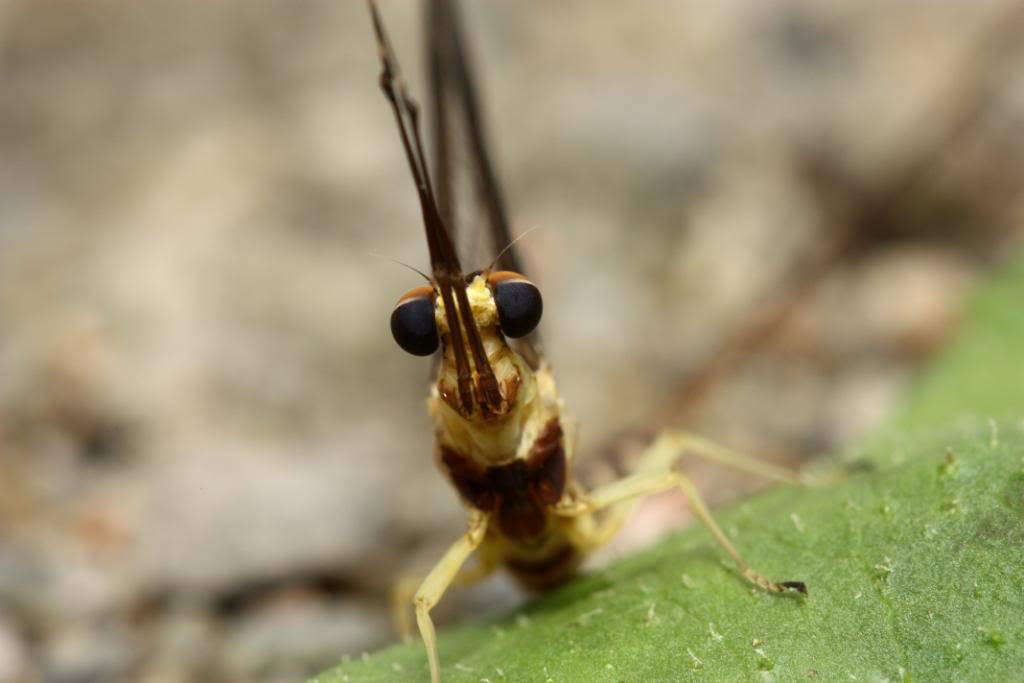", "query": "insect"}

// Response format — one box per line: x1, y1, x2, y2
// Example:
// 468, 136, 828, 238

368, 2, 807, 681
